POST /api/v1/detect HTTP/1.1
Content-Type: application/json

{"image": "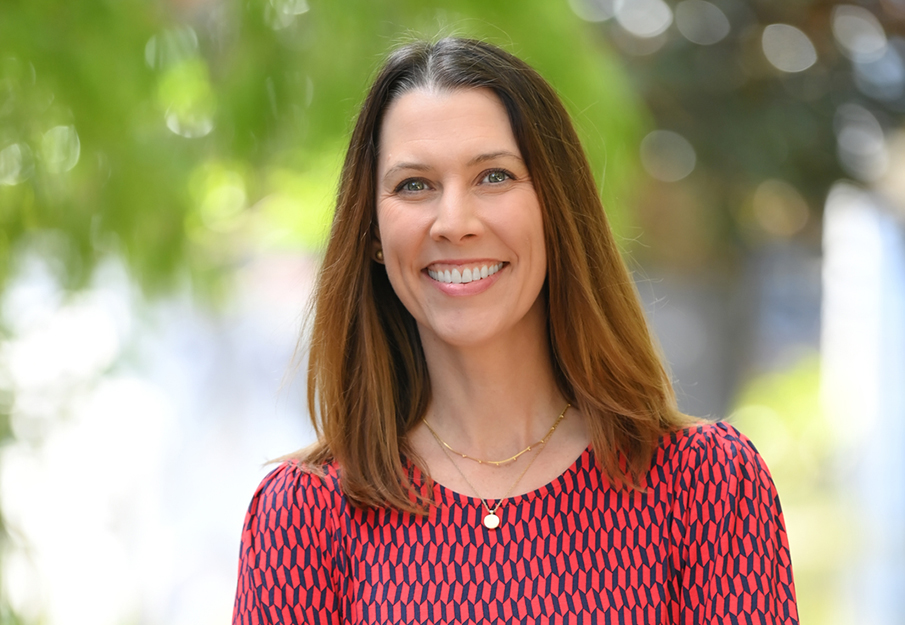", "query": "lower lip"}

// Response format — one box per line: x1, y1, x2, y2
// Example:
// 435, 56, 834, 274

424, 265, 505, 296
